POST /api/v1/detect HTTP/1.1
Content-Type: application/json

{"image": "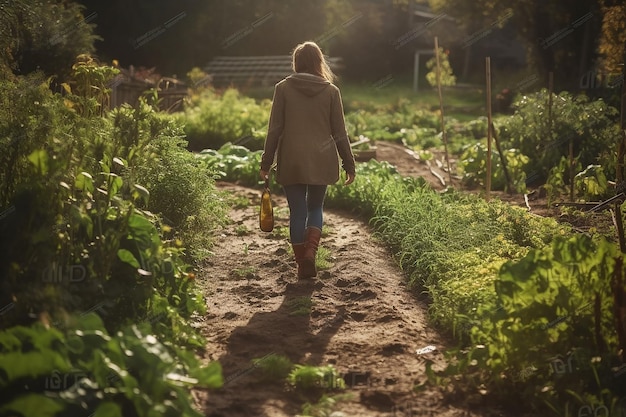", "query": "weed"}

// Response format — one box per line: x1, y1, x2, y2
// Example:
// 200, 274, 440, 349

230, 266, 257, 280
286, 296, 314, 316
288, 364, 346, 390
316, 247, 333, 271
269, 225, 290, 239
230, 195, 250, 209
253, 353, 293, 382
235, 224, 250, 236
